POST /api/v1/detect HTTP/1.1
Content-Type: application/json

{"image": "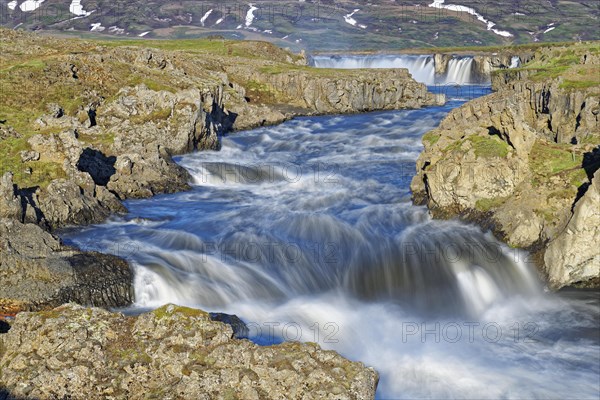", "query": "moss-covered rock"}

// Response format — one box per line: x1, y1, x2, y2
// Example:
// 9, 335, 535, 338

411, 42, 600, 288
0, 303, 378, 399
